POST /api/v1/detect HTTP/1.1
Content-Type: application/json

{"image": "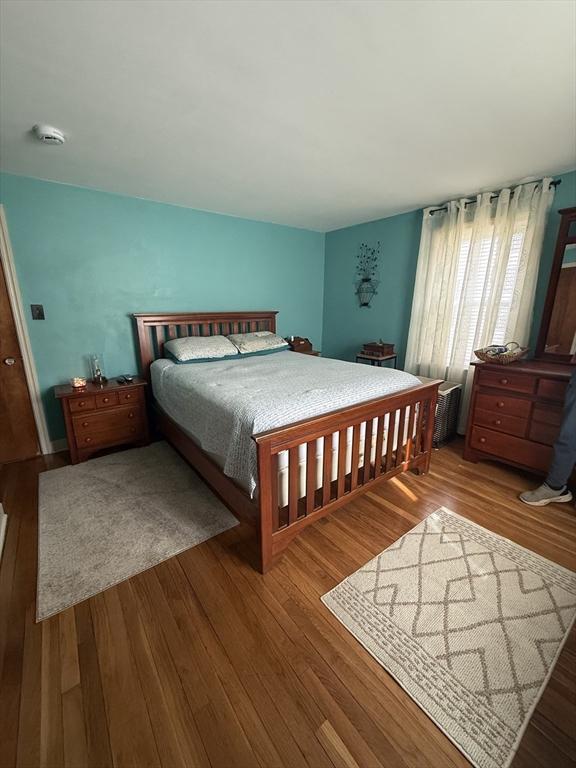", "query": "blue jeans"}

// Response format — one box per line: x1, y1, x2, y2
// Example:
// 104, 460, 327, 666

546, 369, 576, 488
